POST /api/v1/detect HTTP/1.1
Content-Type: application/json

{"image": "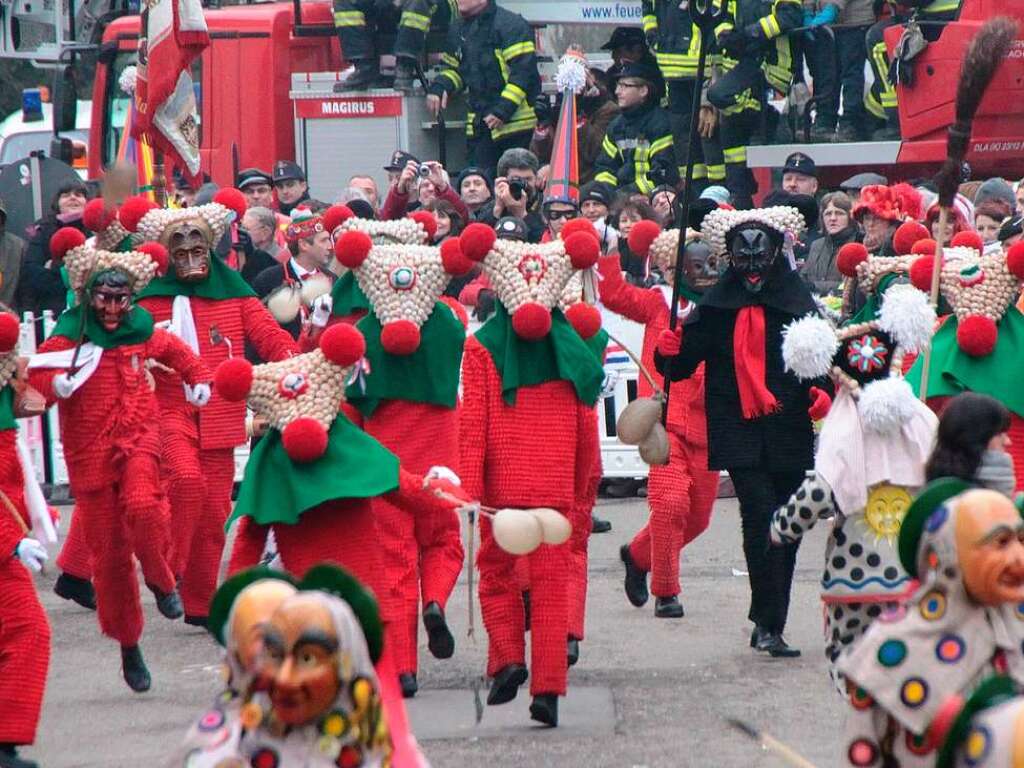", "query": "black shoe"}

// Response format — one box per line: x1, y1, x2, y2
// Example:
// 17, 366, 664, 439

604, 479, 638, 498
637, 480, 648, 498
147, 584, 183, 620
487, 663, 528, 706
184, 615, 208, 629
399, 672, 418, 699
620, 545, 649, 607
334, 62, 378, 92
750, 625, 769, 648
121, 645, 151, 692
567, 637, 580, 667
523, 590, 531, 632
54, 572, 96, 610
0, 746, 39, 768
755, 631, 801, 658
654, 596, 684, 618
393, 59, 418, 91
423, 602, 455, 660
529, 694, 558, 727
591, 517, 612, 534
